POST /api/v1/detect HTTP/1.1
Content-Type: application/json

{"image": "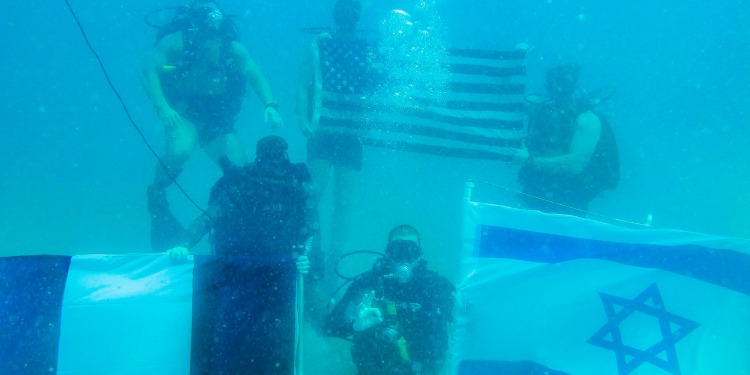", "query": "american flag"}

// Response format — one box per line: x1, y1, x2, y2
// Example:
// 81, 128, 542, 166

311, 36, 527, 161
